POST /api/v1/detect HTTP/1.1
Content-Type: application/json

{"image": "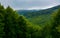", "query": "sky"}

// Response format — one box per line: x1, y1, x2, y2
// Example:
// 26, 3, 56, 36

0, 0, 60, 10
